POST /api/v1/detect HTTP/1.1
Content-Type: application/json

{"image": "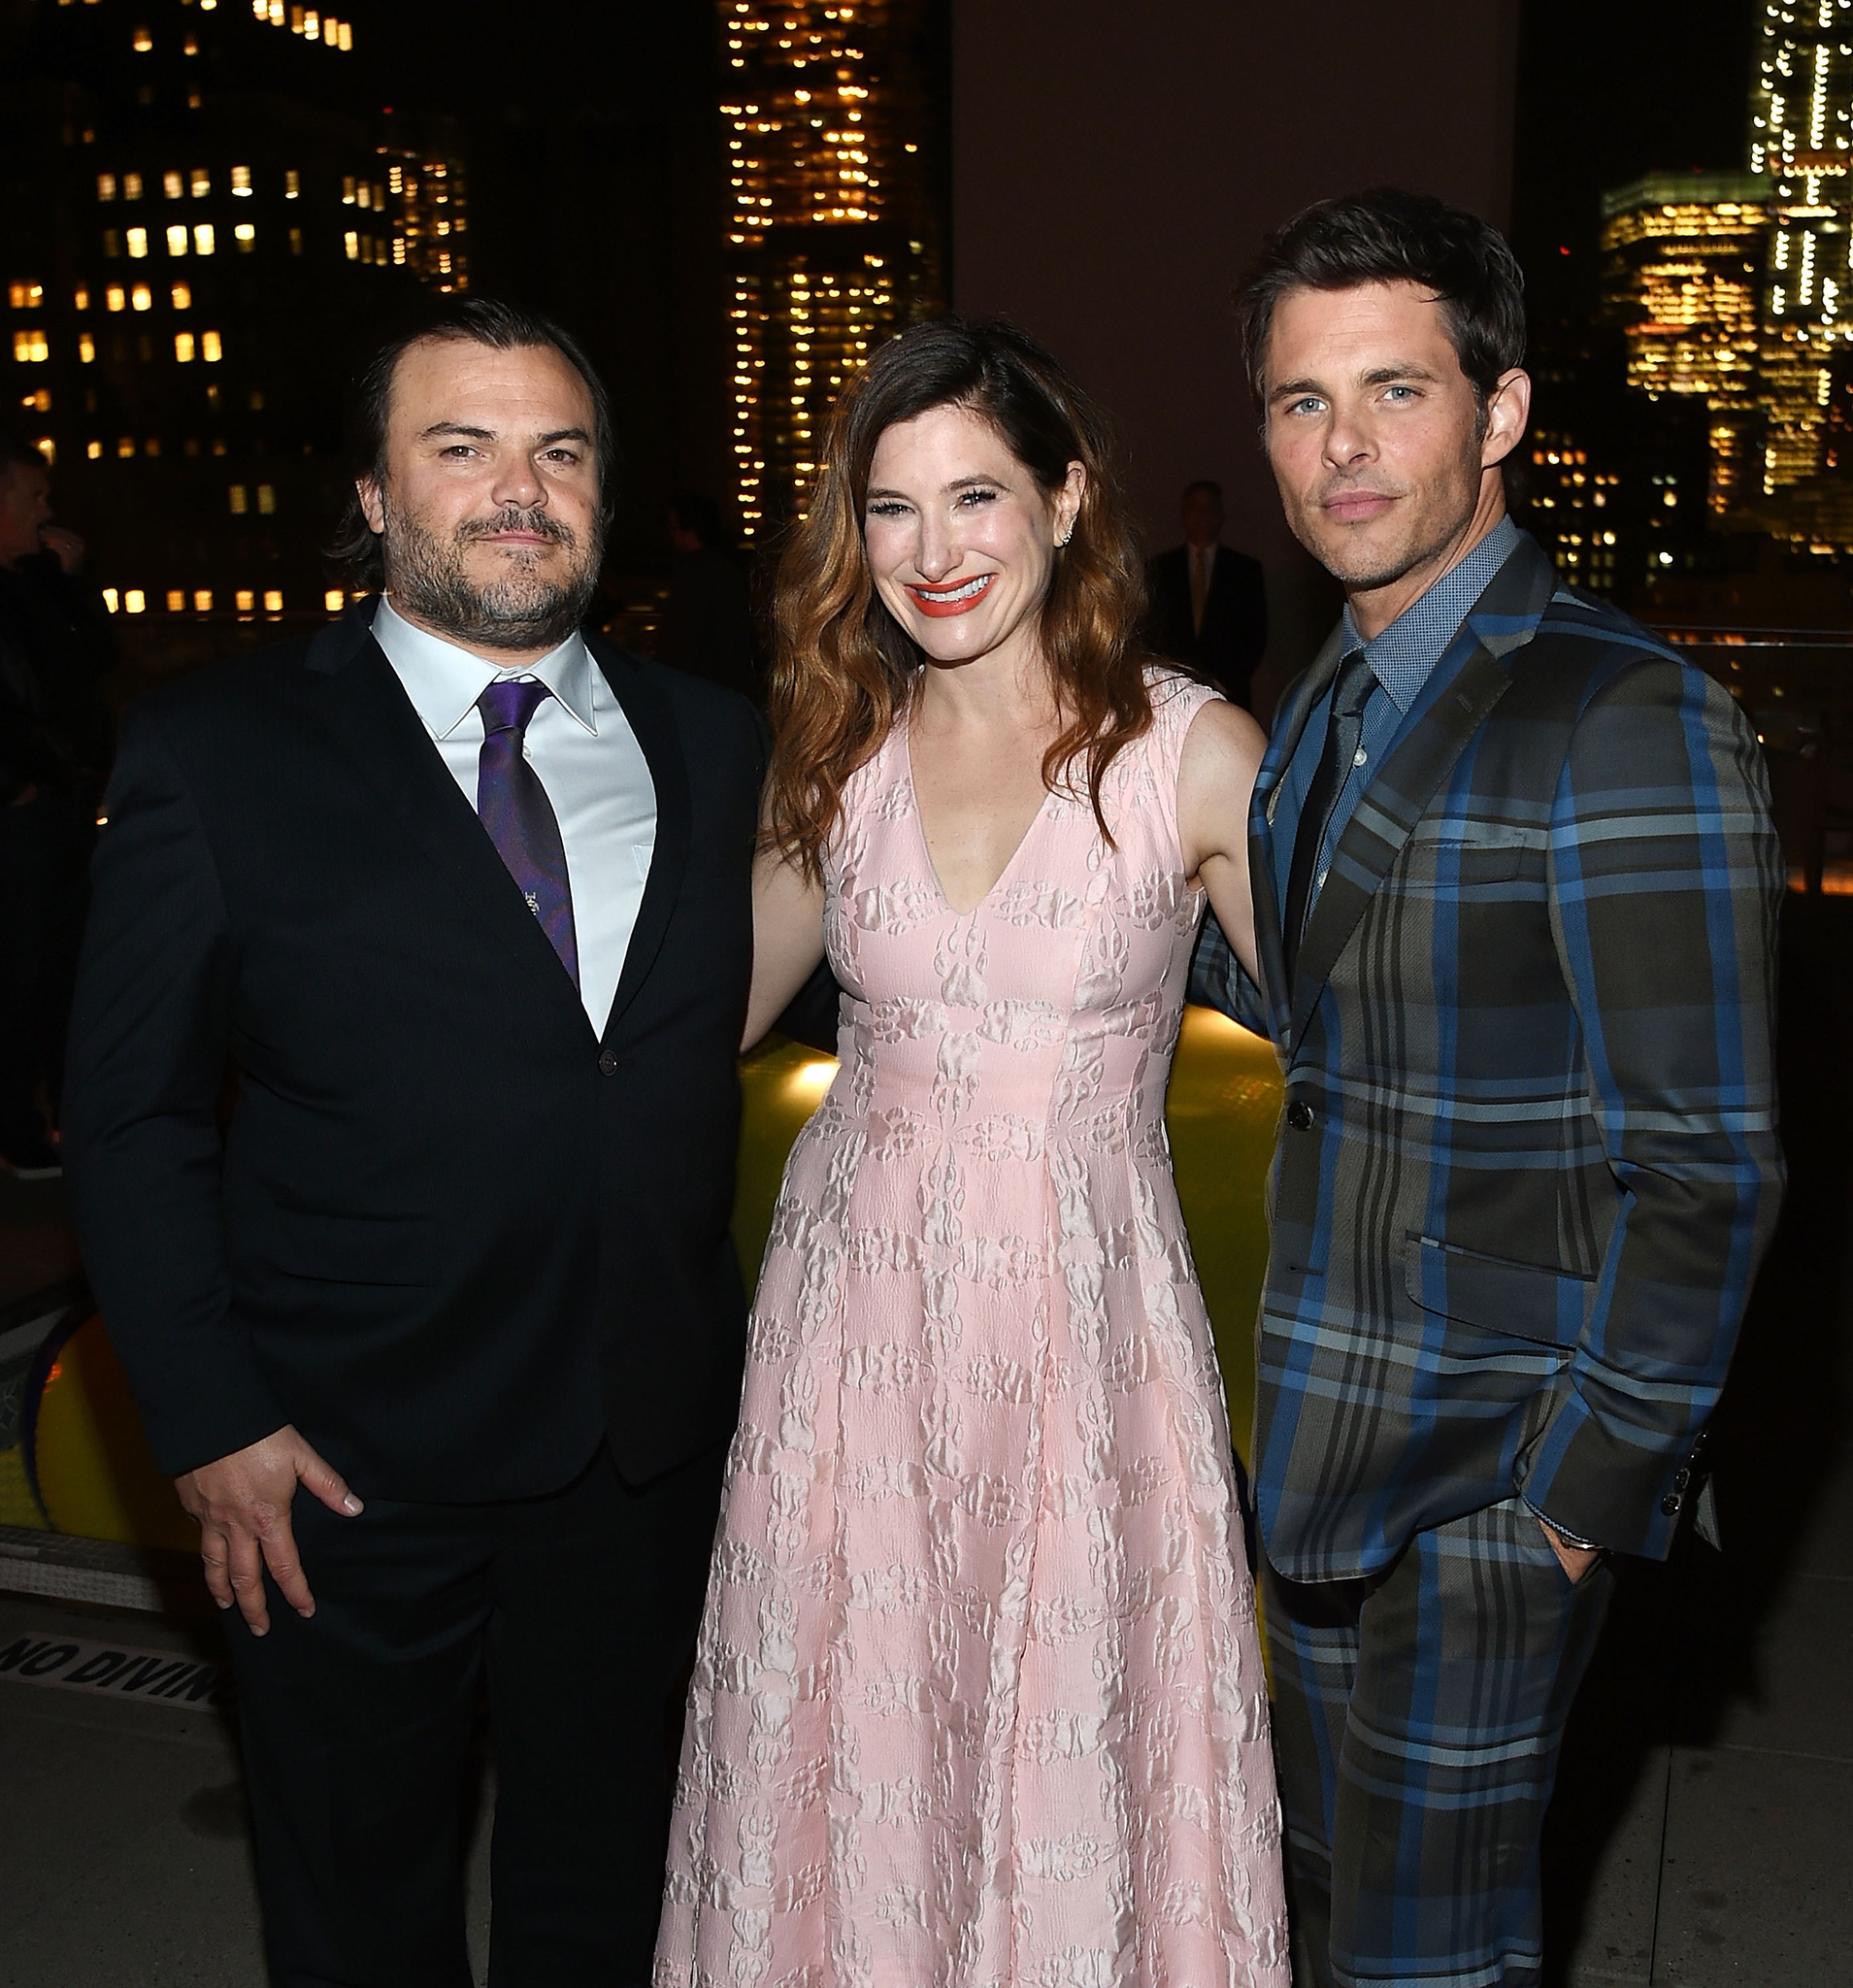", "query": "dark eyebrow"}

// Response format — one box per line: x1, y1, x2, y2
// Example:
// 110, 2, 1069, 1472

416, 422, 593, 450
864, 473, 1002, 502
1360, 363, 1442, 385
